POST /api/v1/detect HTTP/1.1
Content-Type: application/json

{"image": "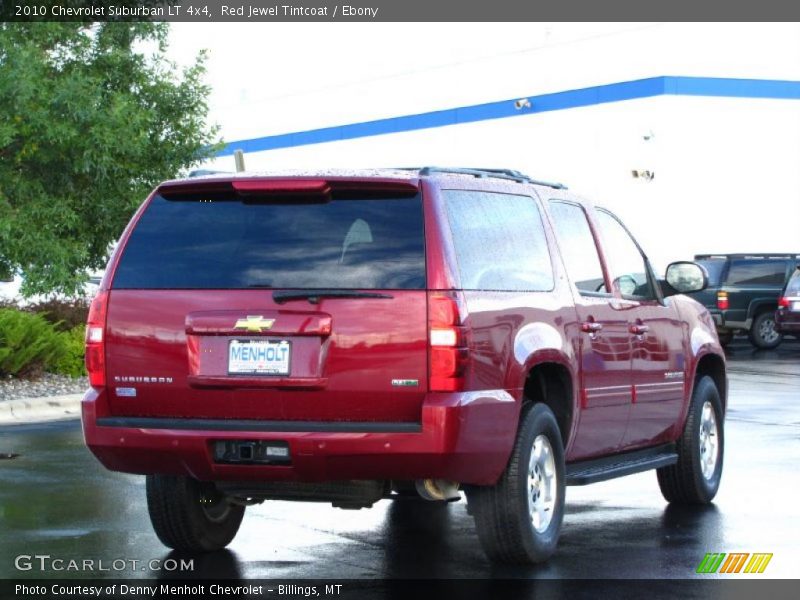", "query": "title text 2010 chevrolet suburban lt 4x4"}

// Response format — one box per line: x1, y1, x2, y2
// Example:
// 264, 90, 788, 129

82, 167, 726, 564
